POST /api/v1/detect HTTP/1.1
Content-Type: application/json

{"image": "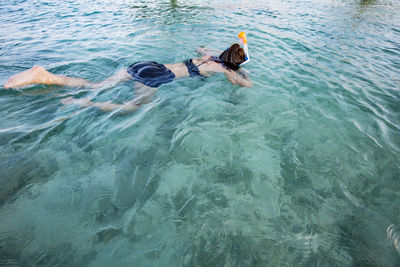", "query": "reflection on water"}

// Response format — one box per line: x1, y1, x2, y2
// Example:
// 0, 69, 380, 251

0, 0, 400, 266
